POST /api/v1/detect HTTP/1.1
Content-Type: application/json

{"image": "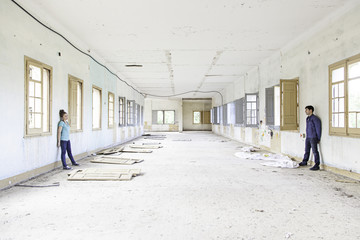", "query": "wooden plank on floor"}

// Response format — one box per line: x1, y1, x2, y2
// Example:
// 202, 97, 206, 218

97, 146, 125, 155
129, 145, 163, 149
121, 149, 153, 153
141, 142, 162, 145
67, 168, 141, 181
91, 156, 144, 165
